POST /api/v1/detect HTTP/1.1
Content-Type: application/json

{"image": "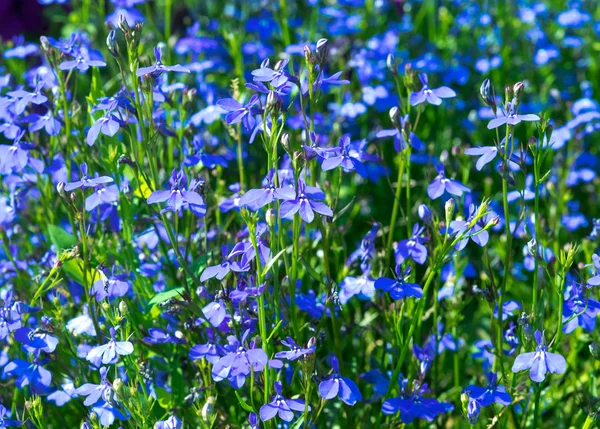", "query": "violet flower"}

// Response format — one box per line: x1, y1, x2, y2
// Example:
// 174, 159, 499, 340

154, 416, 182, 429
449, 204, 497, 250
274, 337, 316, 361
59, 55, 106, 72
375, 265, 423, 300
586, 254, 600, 287
464, 372, 511, 407
202, 299, 228, 327
86, 328, 133, 366
511, 330, 566, 382
86, 108, 125, 146
200, 244, 251, 282
427, 163, 470, 200
376, 114, 423, 152
487, 101, 540, 129
85, 184, 119, 212
251, 58, 296, 89
409, 73, 456, 106
382, 380, 454, 423
144, 327, 186, 345
562, 282, 600, 333
3, 352, 52, 394
260, 380, 308, 422
64, 163, 113, 192
395, 223, 428, 265
136, 47, 190, 78
321, 135, 368, 178
0, 404, 21, 427
319, 356, 362, 406
238, 169, 295, 210
74, 367, 114, 406
212, 331, 267, 388
216, 94, 261, 132
279, 178, 333, 223
147, 169, 206, 217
